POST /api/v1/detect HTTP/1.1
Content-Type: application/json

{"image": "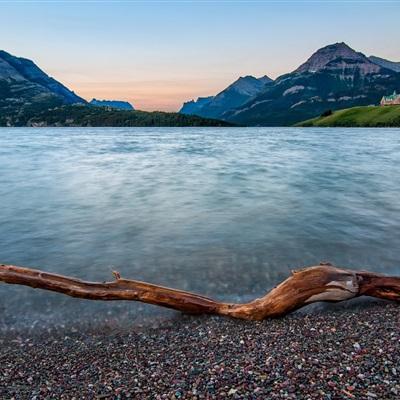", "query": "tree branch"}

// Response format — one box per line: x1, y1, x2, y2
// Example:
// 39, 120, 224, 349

1, 263, 399, 320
